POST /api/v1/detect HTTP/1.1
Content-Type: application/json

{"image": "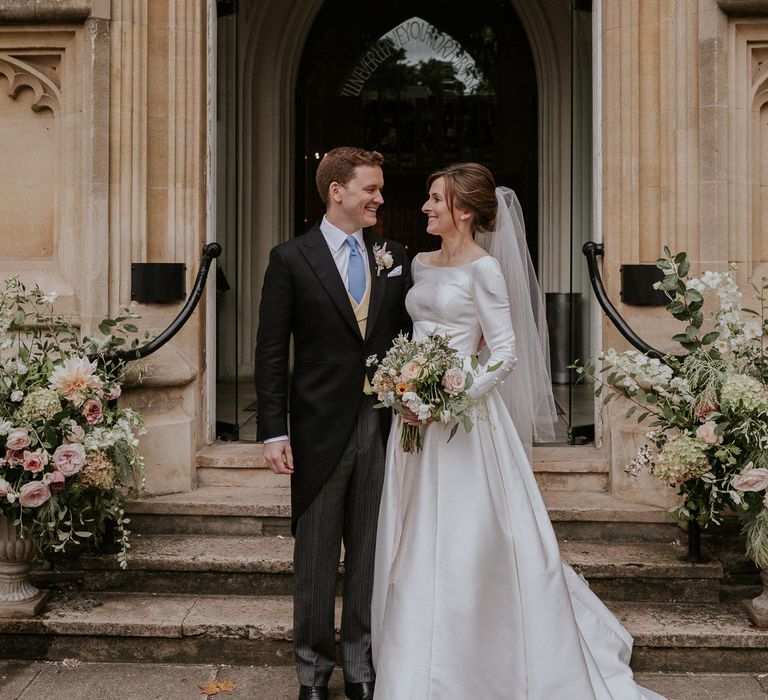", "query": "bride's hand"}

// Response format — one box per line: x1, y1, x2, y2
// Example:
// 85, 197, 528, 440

402, 408, 433, 426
